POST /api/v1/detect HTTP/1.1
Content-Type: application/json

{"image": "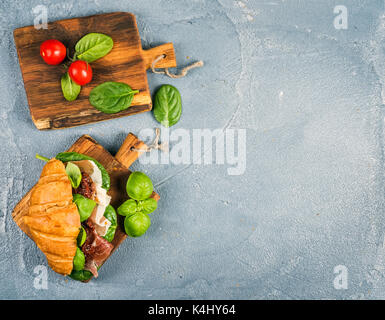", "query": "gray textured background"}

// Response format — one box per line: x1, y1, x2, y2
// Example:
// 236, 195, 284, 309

1, 0, 385, 299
